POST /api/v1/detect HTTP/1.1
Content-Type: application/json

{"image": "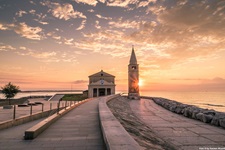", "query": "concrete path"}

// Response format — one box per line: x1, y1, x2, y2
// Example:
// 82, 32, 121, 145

0, 98, 106, 150
130, 98, 225, 150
